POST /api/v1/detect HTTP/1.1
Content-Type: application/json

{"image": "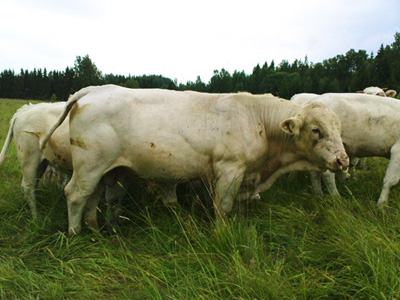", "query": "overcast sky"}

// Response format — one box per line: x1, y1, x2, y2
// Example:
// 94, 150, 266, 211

1, 0, 399, 83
